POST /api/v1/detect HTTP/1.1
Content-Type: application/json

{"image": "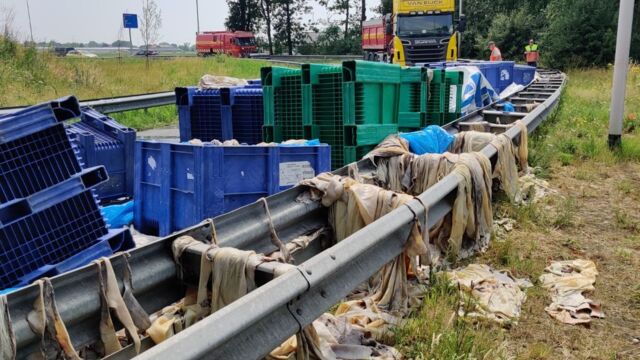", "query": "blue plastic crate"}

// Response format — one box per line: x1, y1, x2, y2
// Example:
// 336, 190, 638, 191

228, 87, 264, 145
0, 167, 111, 289
176, 85, 264, 144
0, 97, 84, 204
134, 140, 331, 236
0, 96, 80, 142
513, 65, 536, 86
66, 108, 136, 202
495, 61, 516, 93
0, 228, 134, 294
